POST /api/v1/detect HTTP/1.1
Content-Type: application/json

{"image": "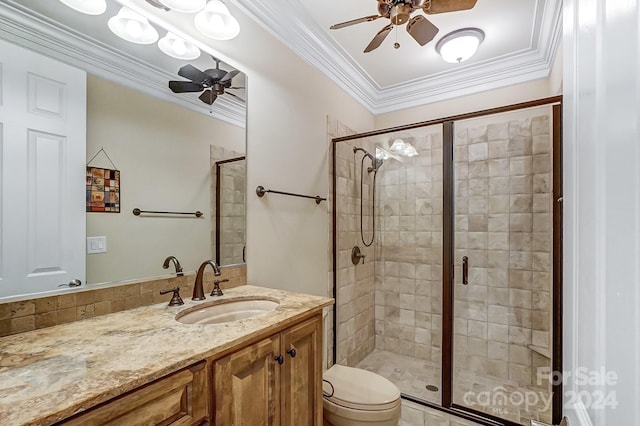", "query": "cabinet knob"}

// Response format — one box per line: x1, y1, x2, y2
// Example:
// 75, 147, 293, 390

274, 355, 284, 365
287, 348, 297, 358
